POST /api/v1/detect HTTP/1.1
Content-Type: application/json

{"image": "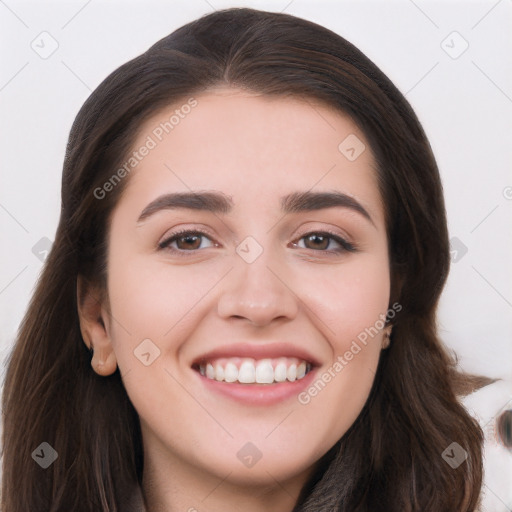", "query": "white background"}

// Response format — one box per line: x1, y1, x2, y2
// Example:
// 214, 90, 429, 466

1, 0, 511, 509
